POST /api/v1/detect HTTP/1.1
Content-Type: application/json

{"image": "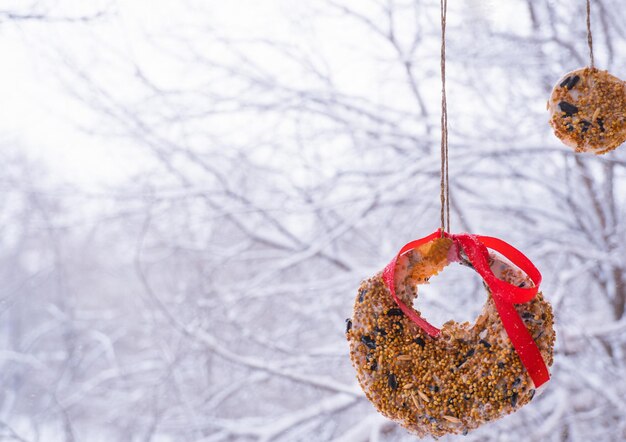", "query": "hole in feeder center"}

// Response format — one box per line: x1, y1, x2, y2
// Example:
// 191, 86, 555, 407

411, 261, 484, 328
